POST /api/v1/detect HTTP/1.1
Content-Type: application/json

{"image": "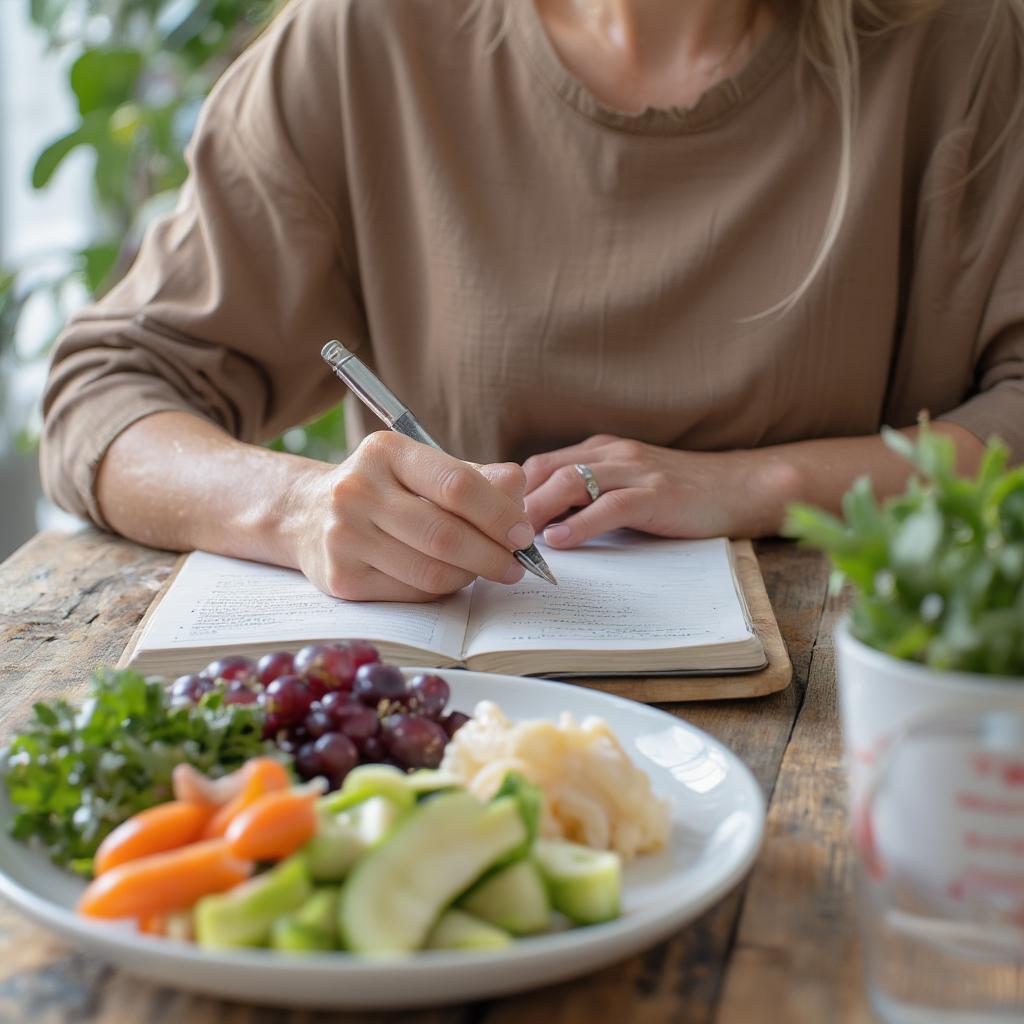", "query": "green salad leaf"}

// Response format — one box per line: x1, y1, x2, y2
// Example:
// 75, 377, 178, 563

785, 421, 1024, 676
2, 667, 273, 873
